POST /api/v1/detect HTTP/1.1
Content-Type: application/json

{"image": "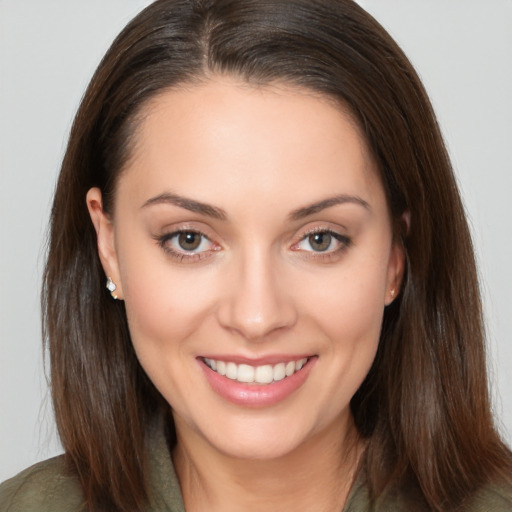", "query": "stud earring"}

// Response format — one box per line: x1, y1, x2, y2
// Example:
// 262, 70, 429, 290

390, 288, 396, 299
106, 277, 118, 300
